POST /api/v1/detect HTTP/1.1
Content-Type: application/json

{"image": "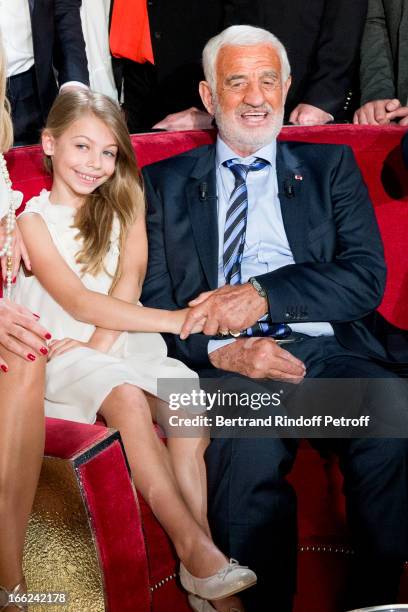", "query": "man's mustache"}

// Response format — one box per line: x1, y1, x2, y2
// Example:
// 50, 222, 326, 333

235, 104, 274, 115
